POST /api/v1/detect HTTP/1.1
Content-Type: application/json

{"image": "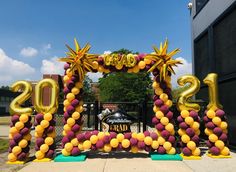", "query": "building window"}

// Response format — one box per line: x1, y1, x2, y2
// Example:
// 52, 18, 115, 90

196, 0, 209, 14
